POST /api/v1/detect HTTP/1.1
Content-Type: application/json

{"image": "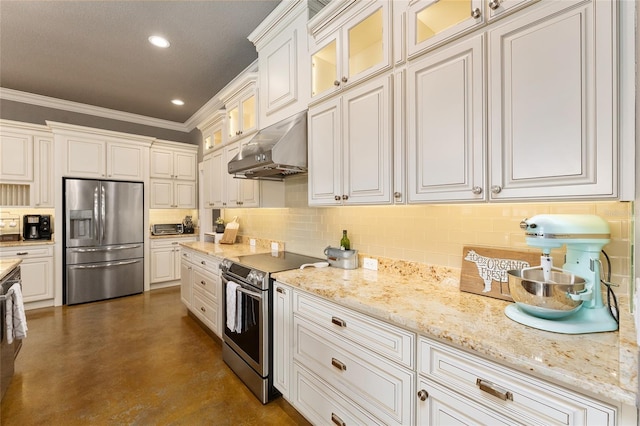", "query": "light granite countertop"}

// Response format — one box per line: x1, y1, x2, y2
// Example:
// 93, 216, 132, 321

179, 241, 272, 259
150, 233, 198, 240
0, 259, 22, 280
0, 239, 55, 248
272, 265, 638, 408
